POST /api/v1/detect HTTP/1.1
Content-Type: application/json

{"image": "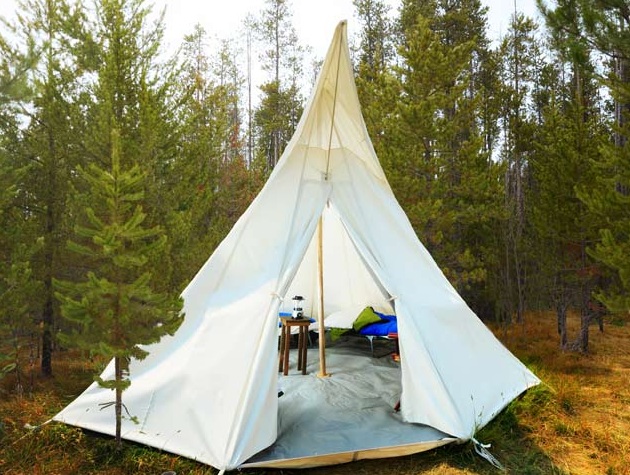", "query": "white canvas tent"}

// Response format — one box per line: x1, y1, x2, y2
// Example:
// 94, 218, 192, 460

54, 21, 540, 472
